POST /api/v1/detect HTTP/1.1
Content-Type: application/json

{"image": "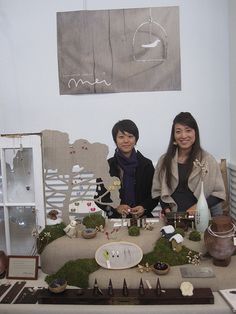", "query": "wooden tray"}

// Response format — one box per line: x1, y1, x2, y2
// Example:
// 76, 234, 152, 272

95, 241, 143, 269
38, 288, 214, 305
